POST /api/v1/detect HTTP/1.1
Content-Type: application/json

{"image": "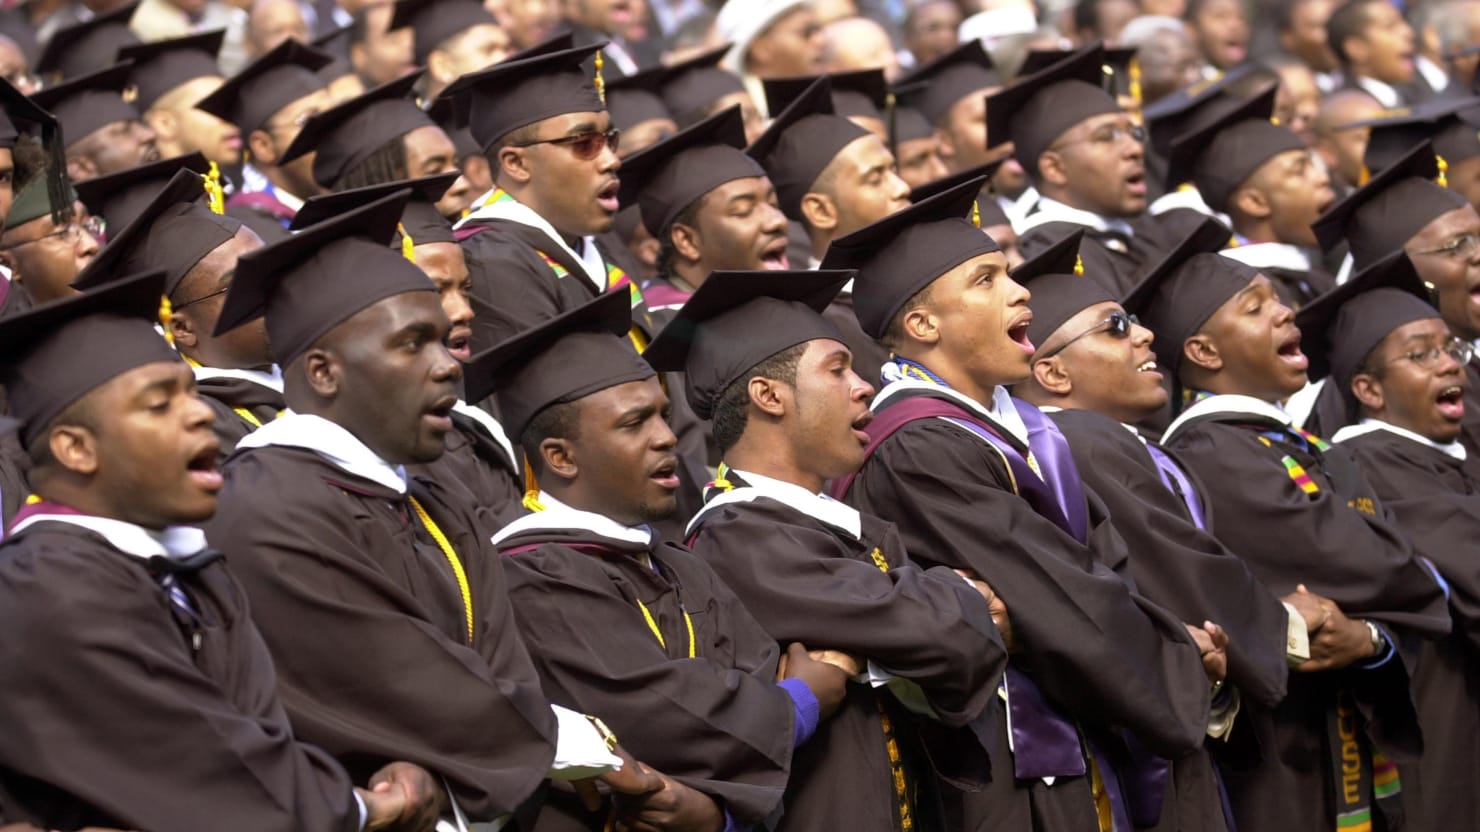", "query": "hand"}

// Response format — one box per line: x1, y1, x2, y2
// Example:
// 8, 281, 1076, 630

366, 761, 446, 831
781, 641, 851, 718
956, 569, 1015, 653
1185, 621, 1228, 685
809, 649, 863, 677
356, 783, 411, 831
613, 773, 724, 832
571, 743, 664, 811
1282, 584, 1332, 633
1297, 600, 1377, 672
